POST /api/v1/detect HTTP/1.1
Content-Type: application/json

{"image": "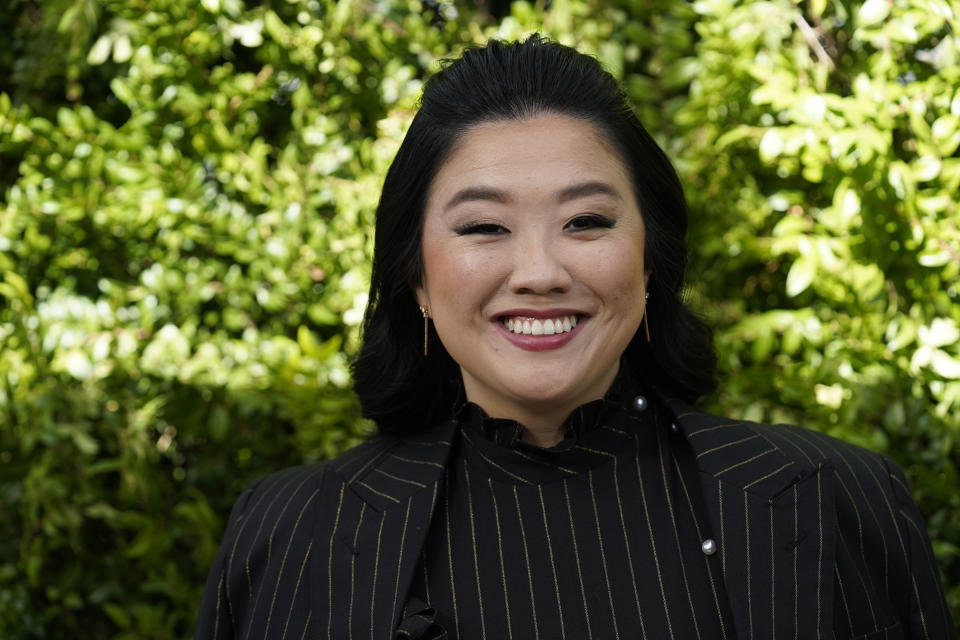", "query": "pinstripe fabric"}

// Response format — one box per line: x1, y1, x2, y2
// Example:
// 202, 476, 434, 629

197, 391, 955, 640
406, 397, 730, 639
